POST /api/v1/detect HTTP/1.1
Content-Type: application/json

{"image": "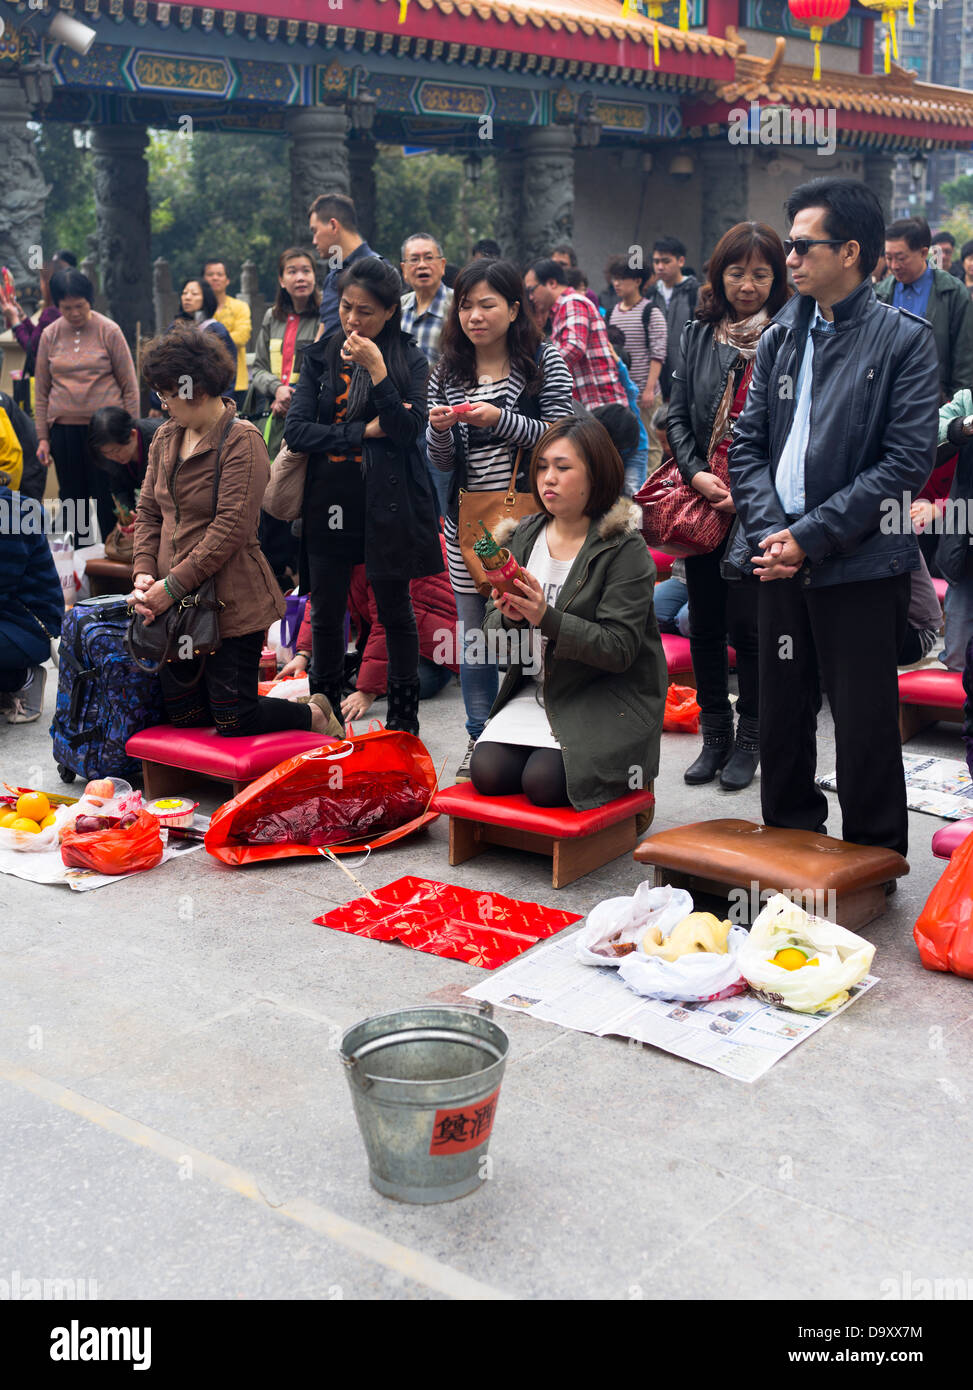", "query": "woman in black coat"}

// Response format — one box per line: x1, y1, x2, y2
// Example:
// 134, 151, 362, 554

284, 256, 442, 737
